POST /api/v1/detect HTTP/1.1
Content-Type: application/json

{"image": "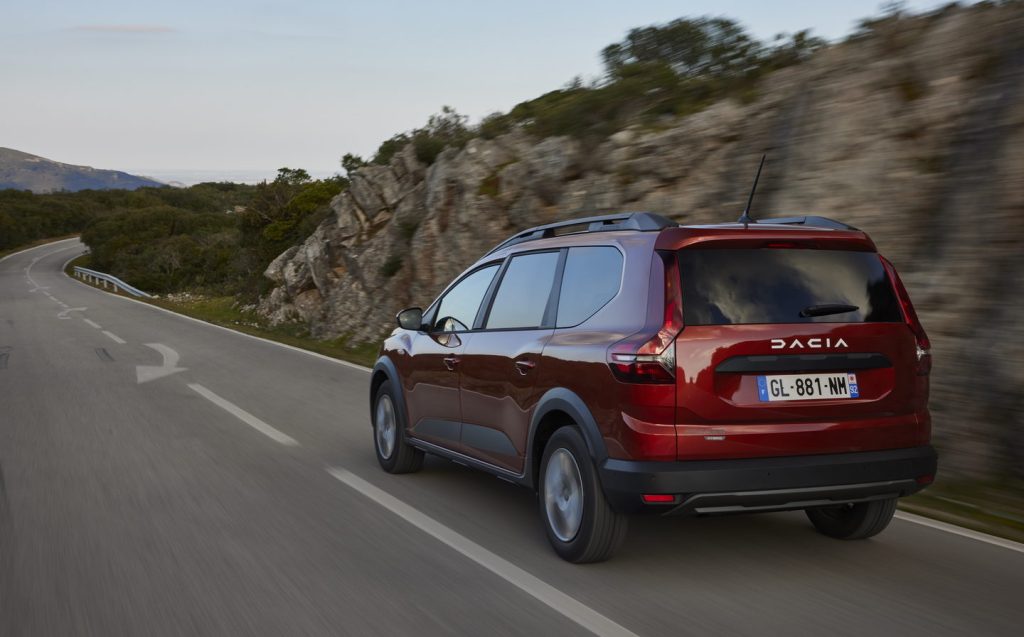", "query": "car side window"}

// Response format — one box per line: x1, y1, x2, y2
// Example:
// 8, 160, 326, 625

556, 247, 623, 327
432, 264, 499, 332
485, 251, 560, 330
